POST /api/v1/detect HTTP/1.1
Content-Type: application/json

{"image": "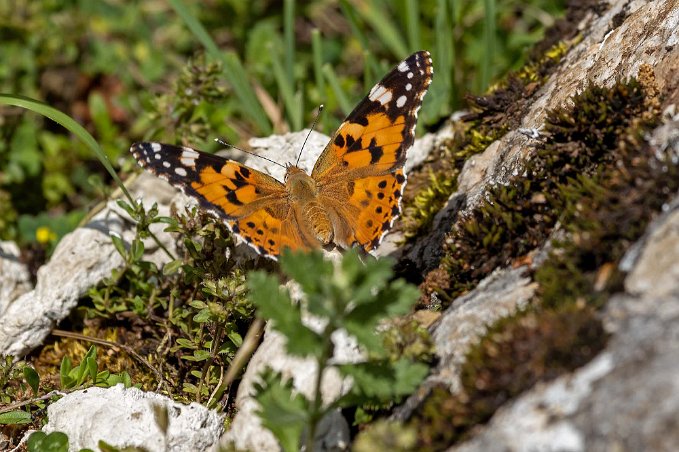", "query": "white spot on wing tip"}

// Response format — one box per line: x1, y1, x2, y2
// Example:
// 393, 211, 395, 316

369, 84, 393, 105
175, 167, 188, 177
396, 95, 407, 108
151, 143, 162, 152
398, 61, 409, 72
